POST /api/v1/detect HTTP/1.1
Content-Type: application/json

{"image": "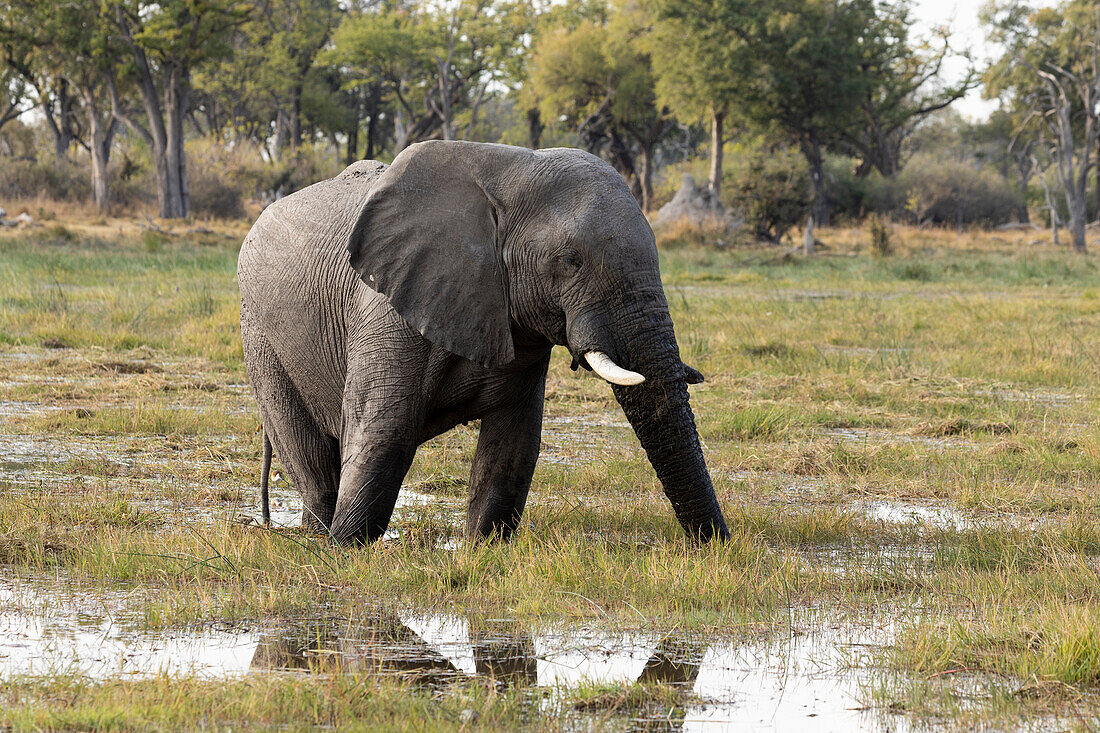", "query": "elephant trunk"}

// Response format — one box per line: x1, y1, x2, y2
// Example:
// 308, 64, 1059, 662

605, 304, 730, 542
